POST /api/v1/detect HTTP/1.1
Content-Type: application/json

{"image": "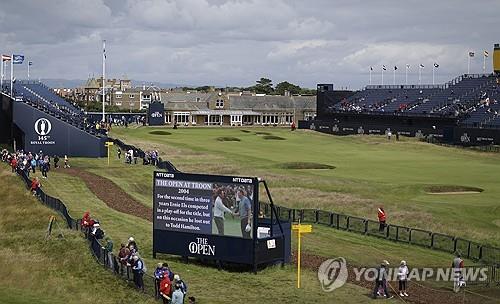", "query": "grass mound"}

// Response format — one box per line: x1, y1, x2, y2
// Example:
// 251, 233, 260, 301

263, 135, 286, 140
278, 162, 335, 170
0, 166, 156, 304
425, 185, 484, 194
216, 136, 241, 142
240, 130, 251, 133
149, 130, 172, 135
255, 131, 271, 135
